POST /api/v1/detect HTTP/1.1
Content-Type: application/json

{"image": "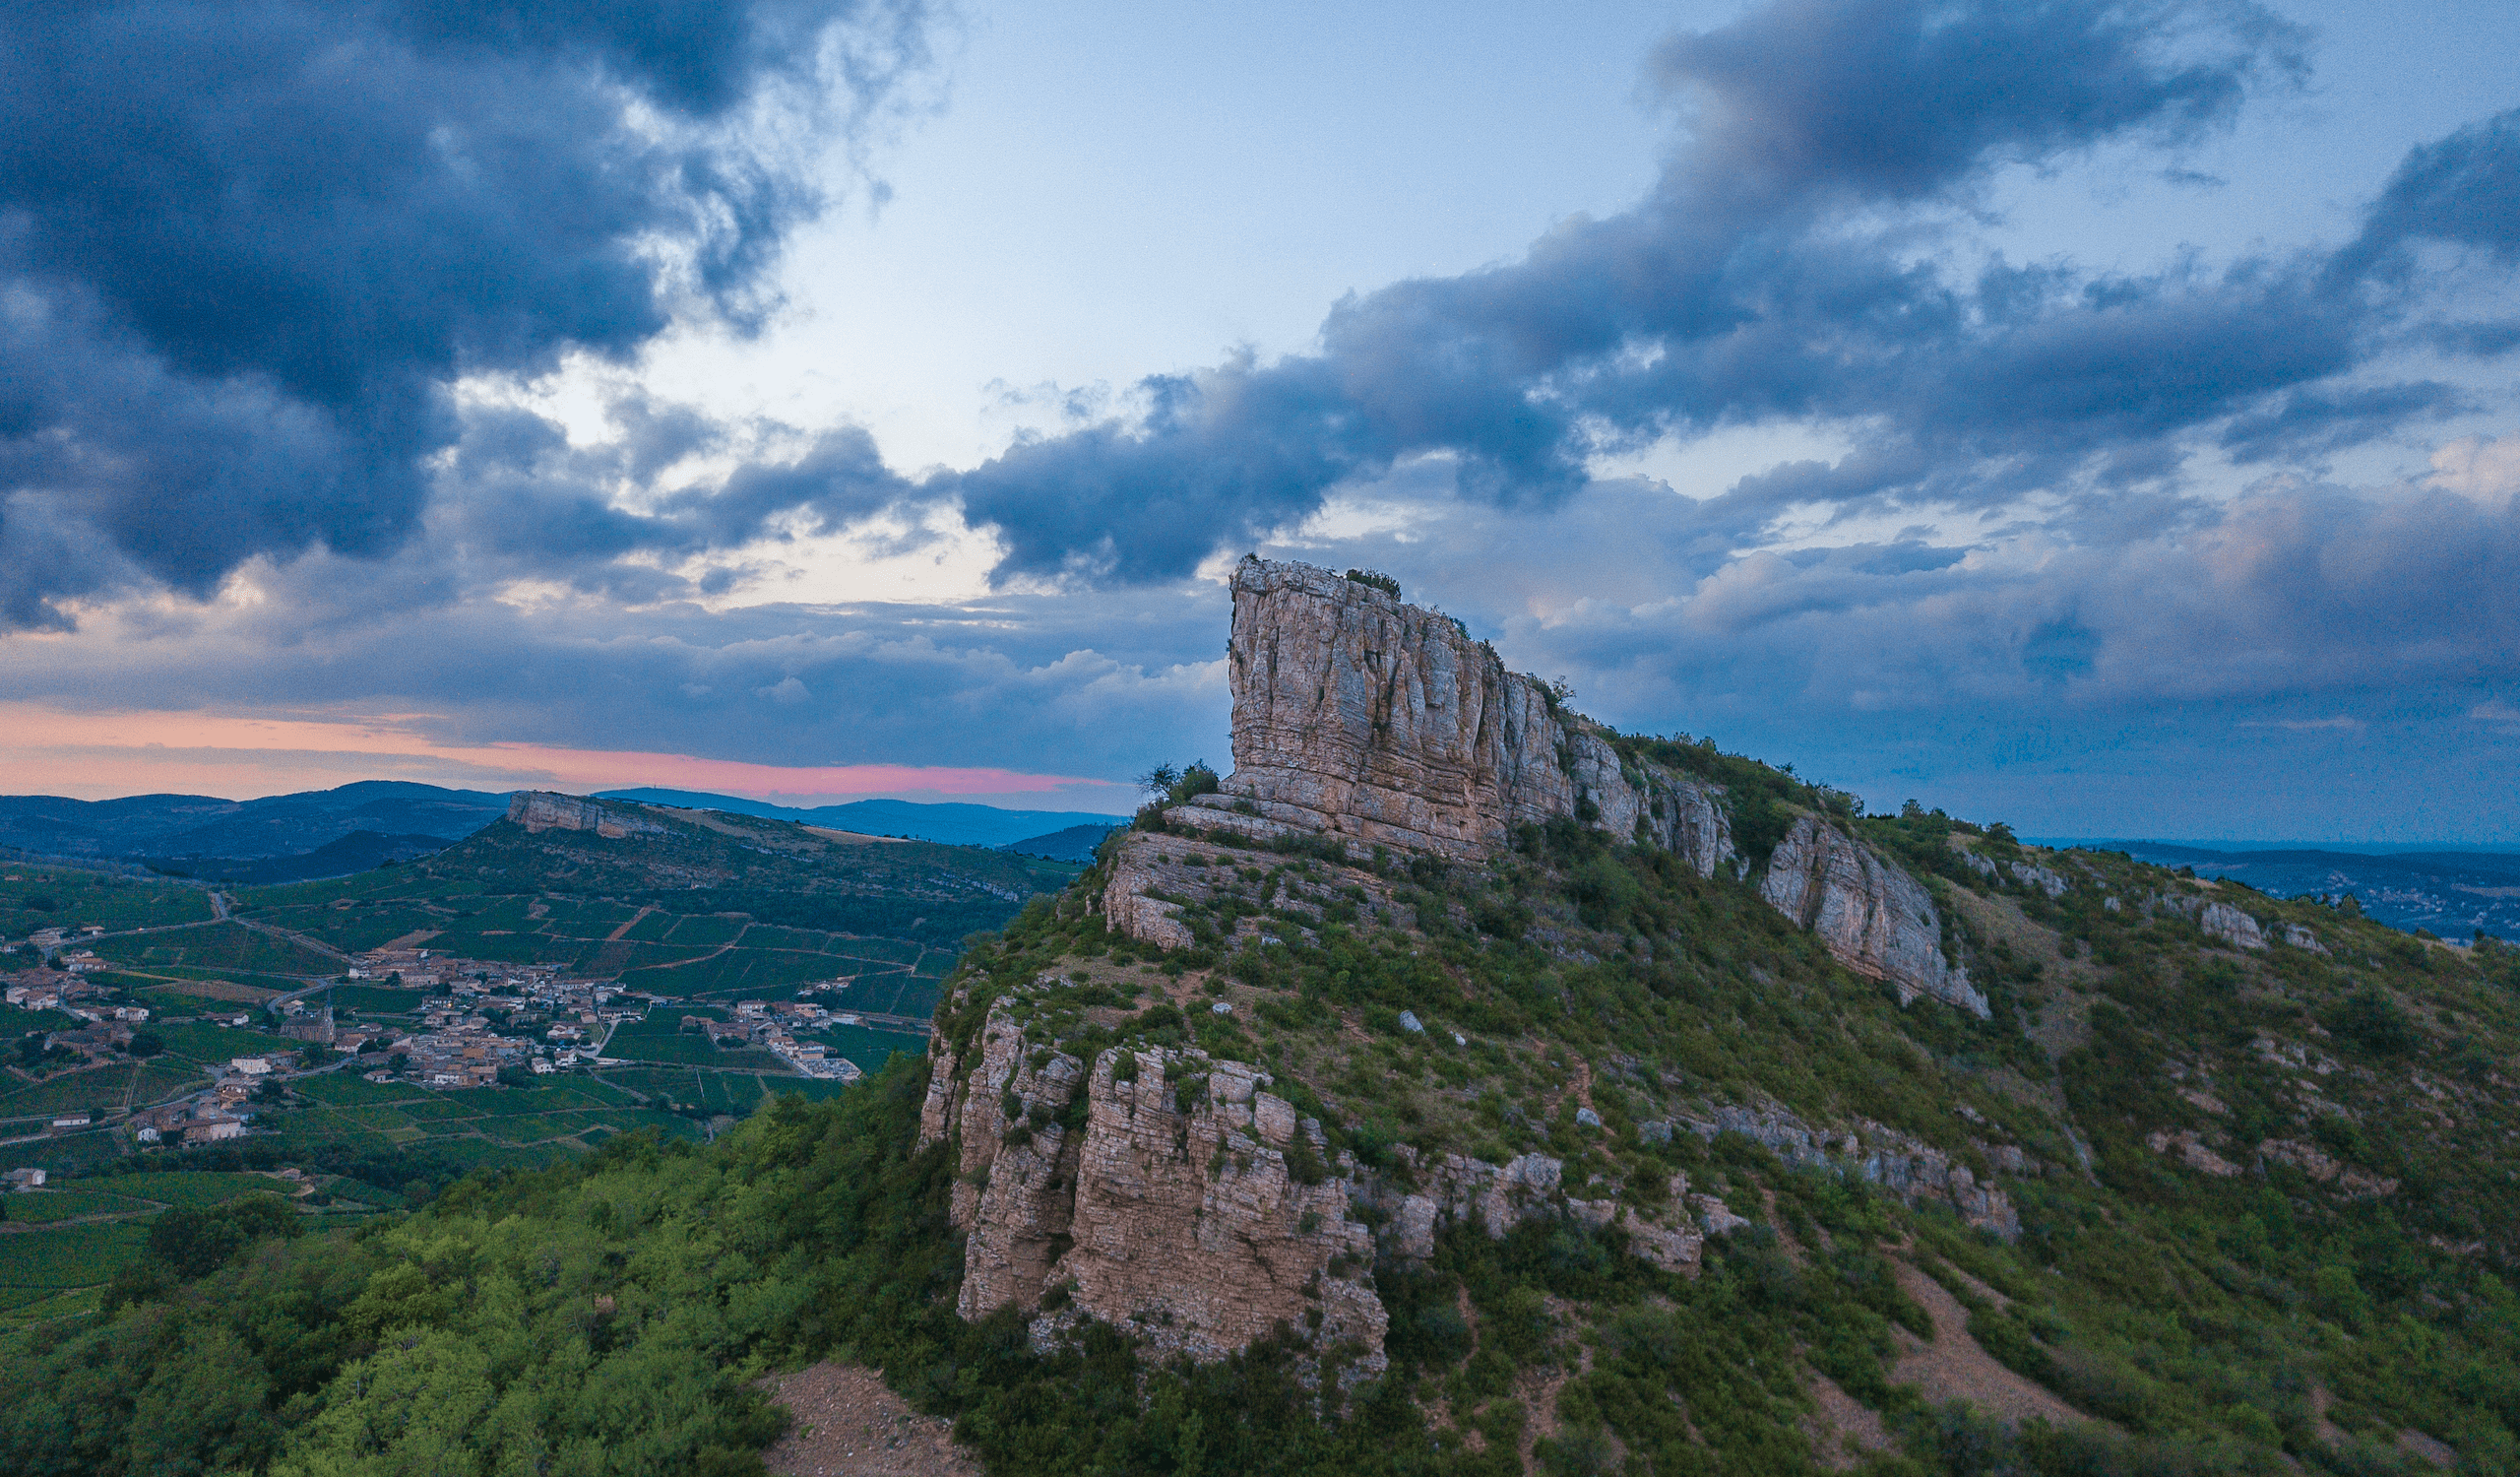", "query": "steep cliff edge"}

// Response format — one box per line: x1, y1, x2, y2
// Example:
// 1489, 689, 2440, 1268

1762, 816, 1987, 1017
1118, 558, 1970, 1014
507, 790, 667, 838
922, 995, 1387, 1368
1170, 559, 1733, 871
